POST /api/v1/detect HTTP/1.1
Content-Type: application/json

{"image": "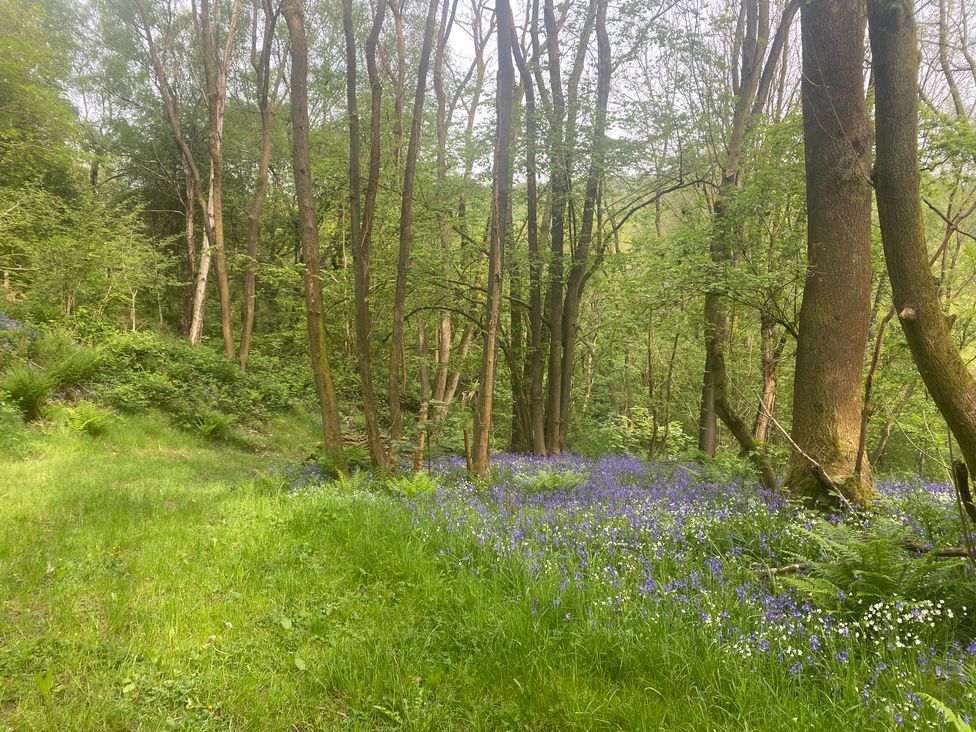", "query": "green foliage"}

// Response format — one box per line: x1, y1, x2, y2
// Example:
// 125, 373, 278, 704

384, 471, 439, 497
48, 346, 102, 389
1, 366, 53, 420
783, 518, 974, 626
188, 410, 237, 440
0, 389, 25, 447
59, 400, 113, 436
919, 694, 975, 732
520, 468, 587, 493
